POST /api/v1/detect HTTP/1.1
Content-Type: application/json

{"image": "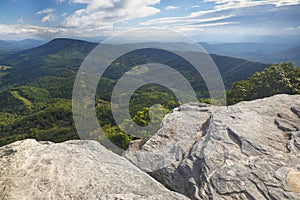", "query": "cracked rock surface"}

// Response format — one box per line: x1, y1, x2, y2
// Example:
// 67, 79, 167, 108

0, 139, 188, 199
125, 94, 300, 200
